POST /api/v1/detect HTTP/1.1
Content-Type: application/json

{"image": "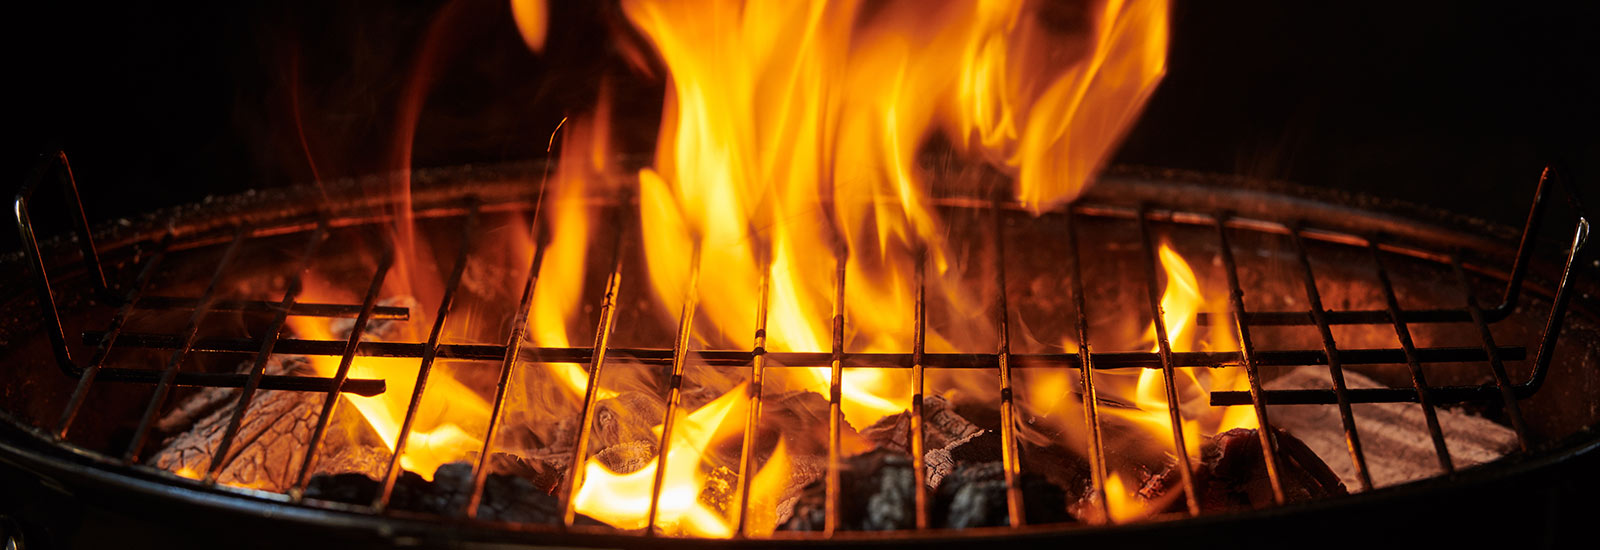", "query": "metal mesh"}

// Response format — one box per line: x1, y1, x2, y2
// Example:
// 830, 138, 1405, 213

14, 152, 1591, 536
